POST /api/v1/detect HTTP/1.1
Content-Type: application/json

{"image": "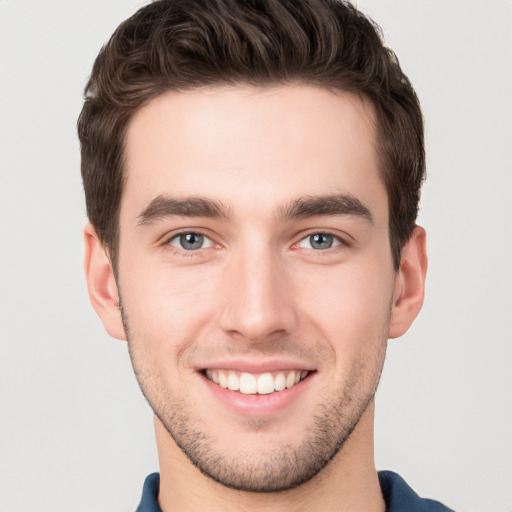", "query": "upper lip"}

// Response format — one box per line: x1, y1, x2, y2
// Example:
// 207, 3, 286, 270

195, 359, 316, 373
